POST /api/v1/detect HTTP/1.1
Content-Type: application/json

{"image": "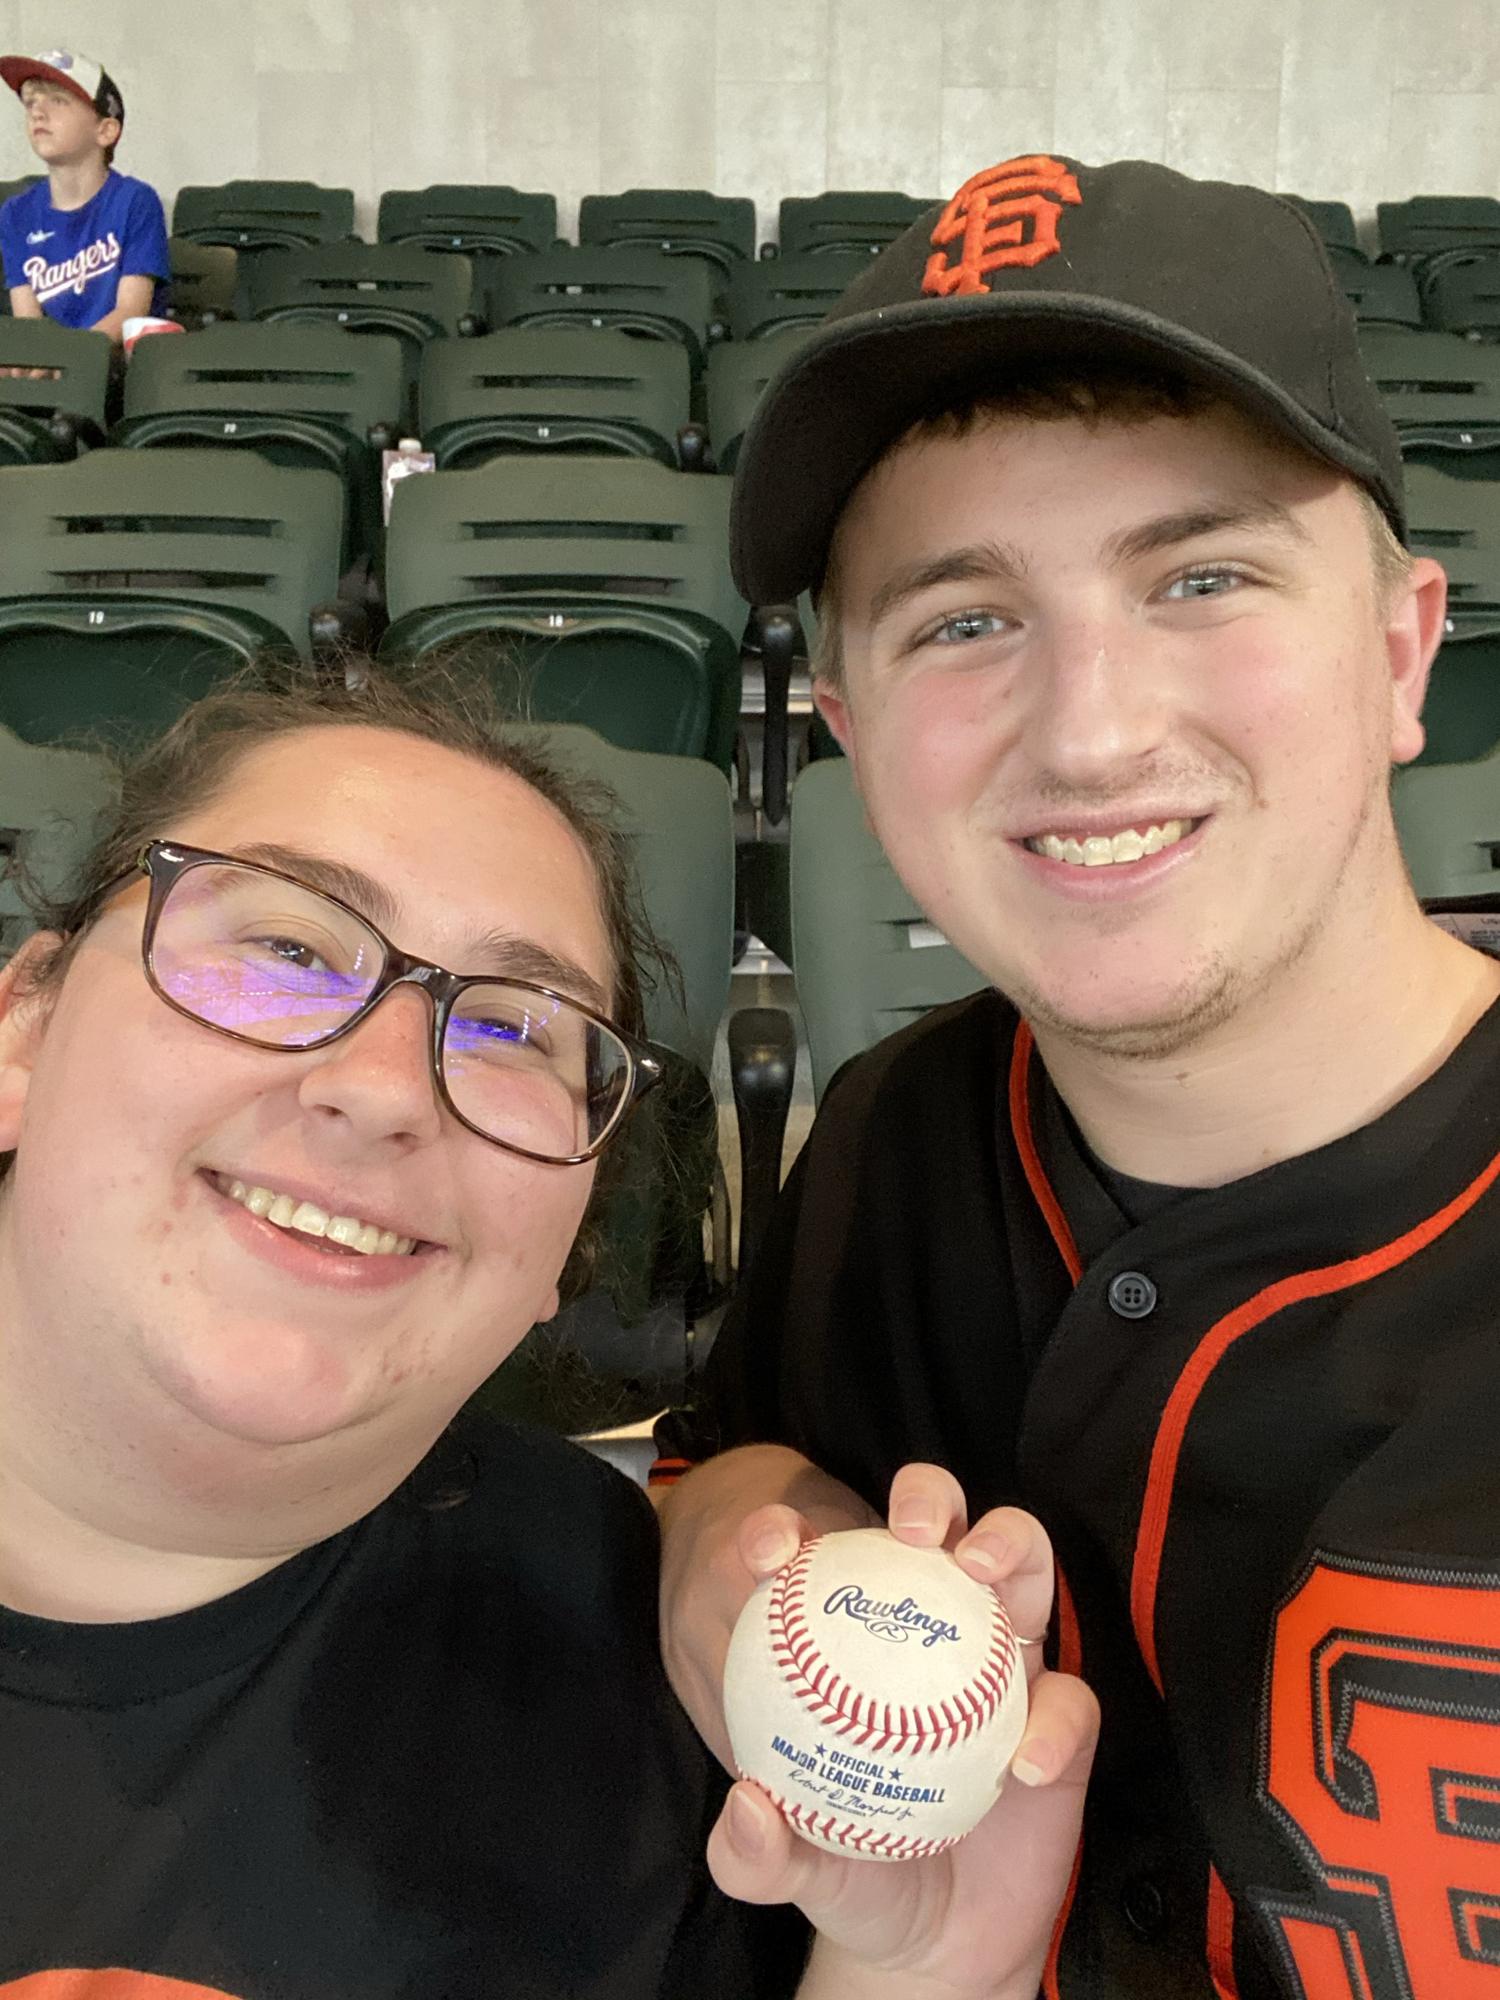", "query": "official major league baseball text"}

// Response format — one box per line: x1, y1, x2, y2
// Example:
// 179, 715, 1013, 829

723, 1528, 1030, 1861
